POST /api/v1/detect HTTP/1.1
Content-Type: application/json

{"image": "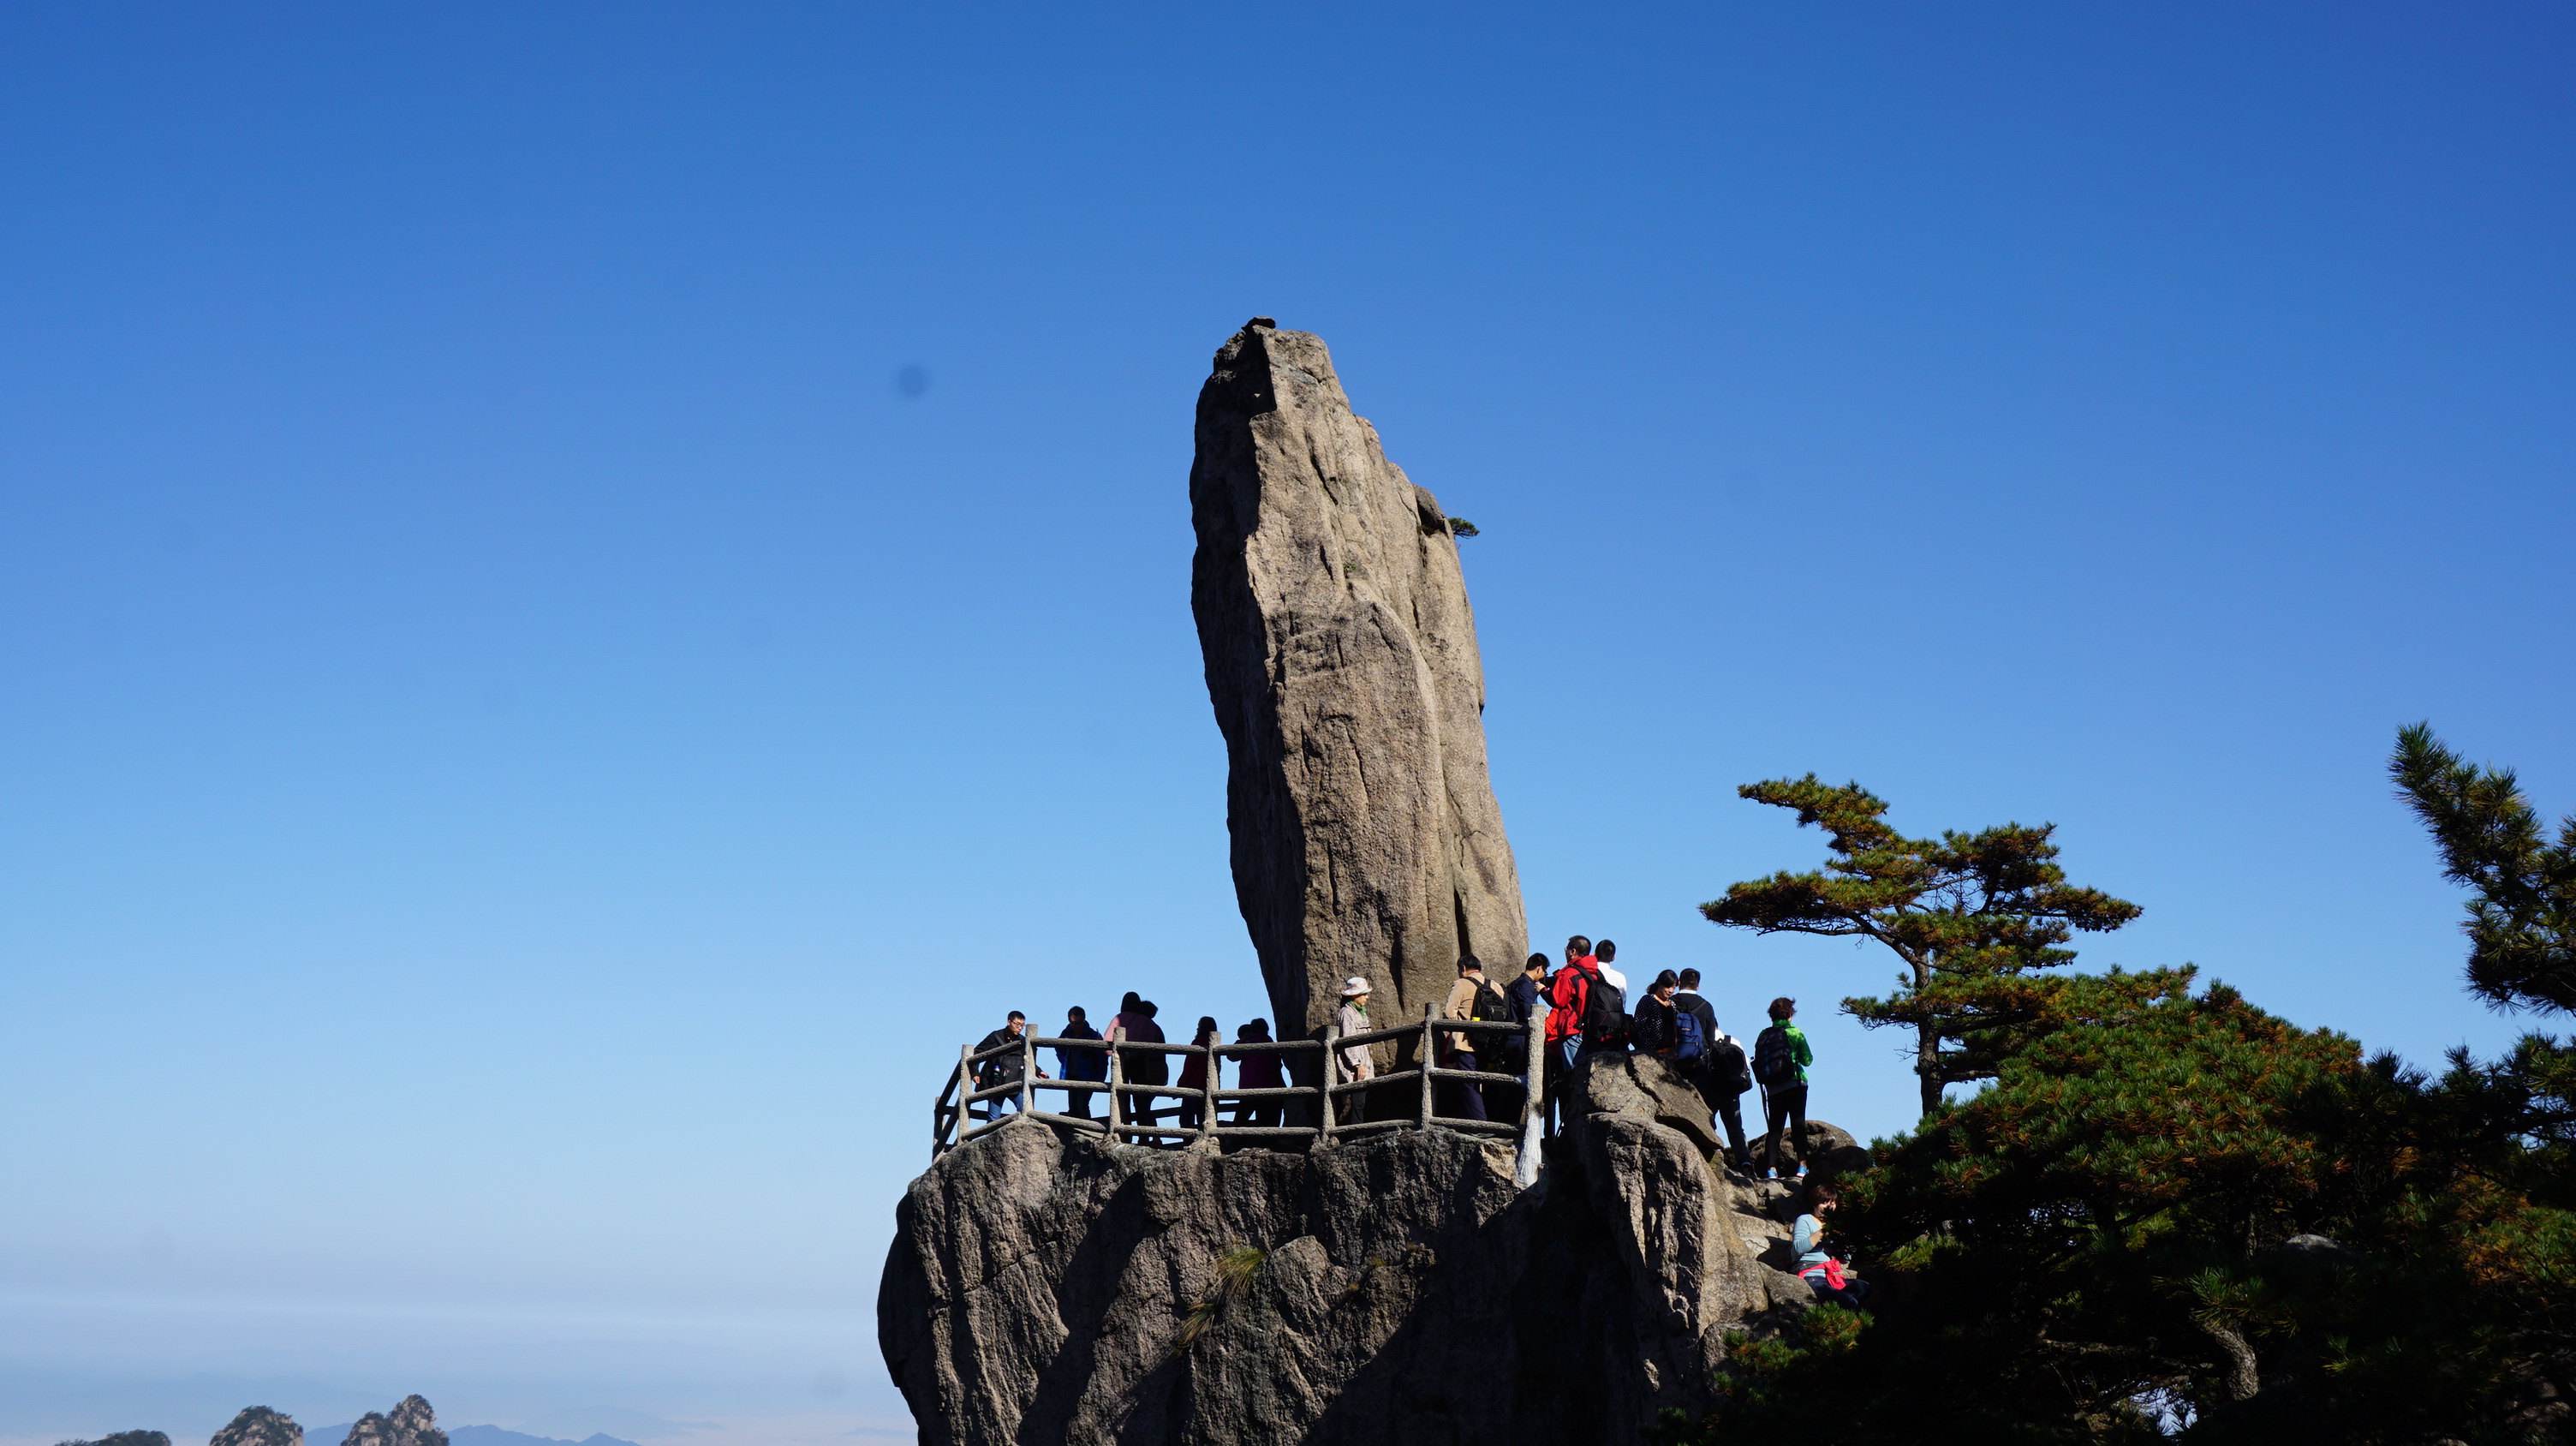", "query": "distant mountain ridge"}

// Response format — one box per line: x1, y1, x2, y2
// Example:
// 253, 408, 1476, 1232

314, 1427, 638, 1446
